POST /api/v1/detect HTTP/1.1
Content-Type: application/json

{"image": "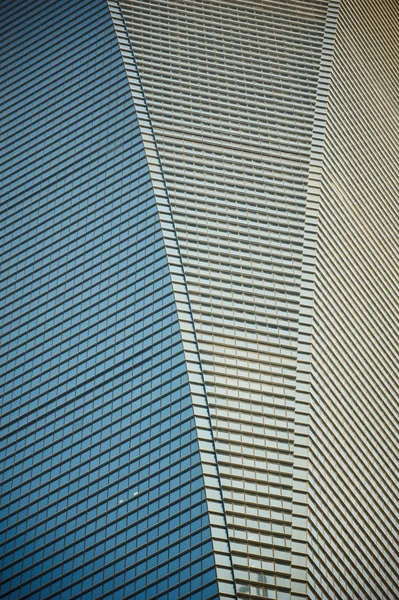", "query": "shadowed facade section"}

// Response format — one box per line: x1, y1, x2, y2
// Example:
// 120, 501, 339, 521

0, 1, 220, 598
